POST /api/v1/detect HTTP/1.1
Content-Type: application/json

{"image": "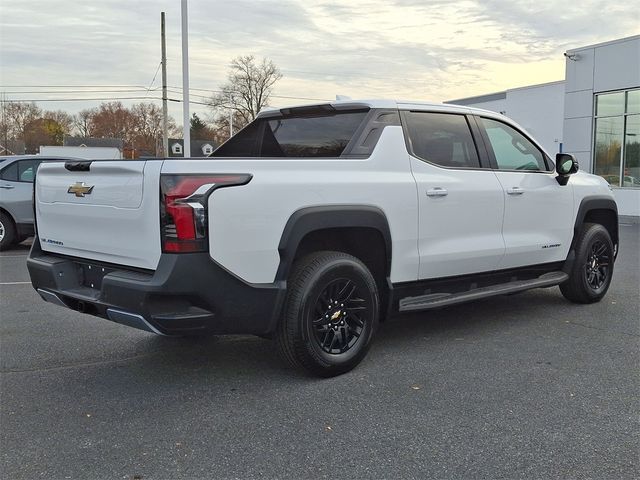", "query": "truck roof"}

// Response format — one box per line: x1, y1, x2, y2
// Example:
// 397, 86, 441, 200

258, 98, 507, 120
